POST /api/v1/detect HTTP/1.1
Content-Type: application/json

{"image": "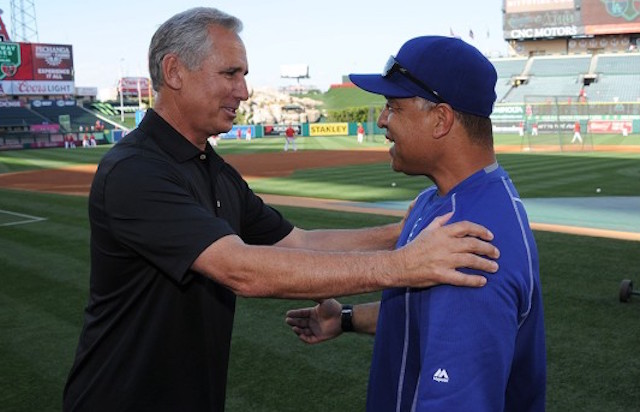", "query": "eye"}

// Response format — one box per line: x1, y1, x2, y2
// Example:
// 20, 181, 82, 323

220, 68, 242, 79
